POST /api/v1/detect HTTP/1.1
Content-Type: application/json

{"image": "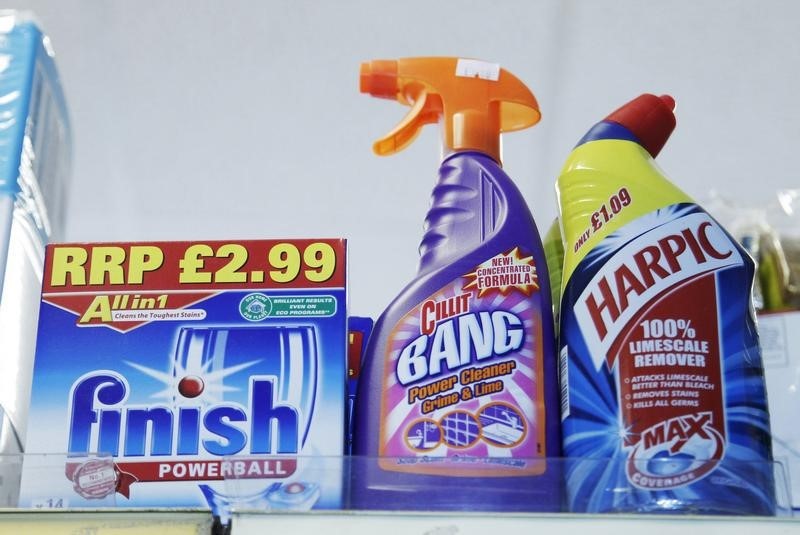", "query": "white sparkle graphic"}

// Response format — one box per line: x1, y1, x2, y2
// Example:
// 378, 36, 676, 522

125, 358, 260, 406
